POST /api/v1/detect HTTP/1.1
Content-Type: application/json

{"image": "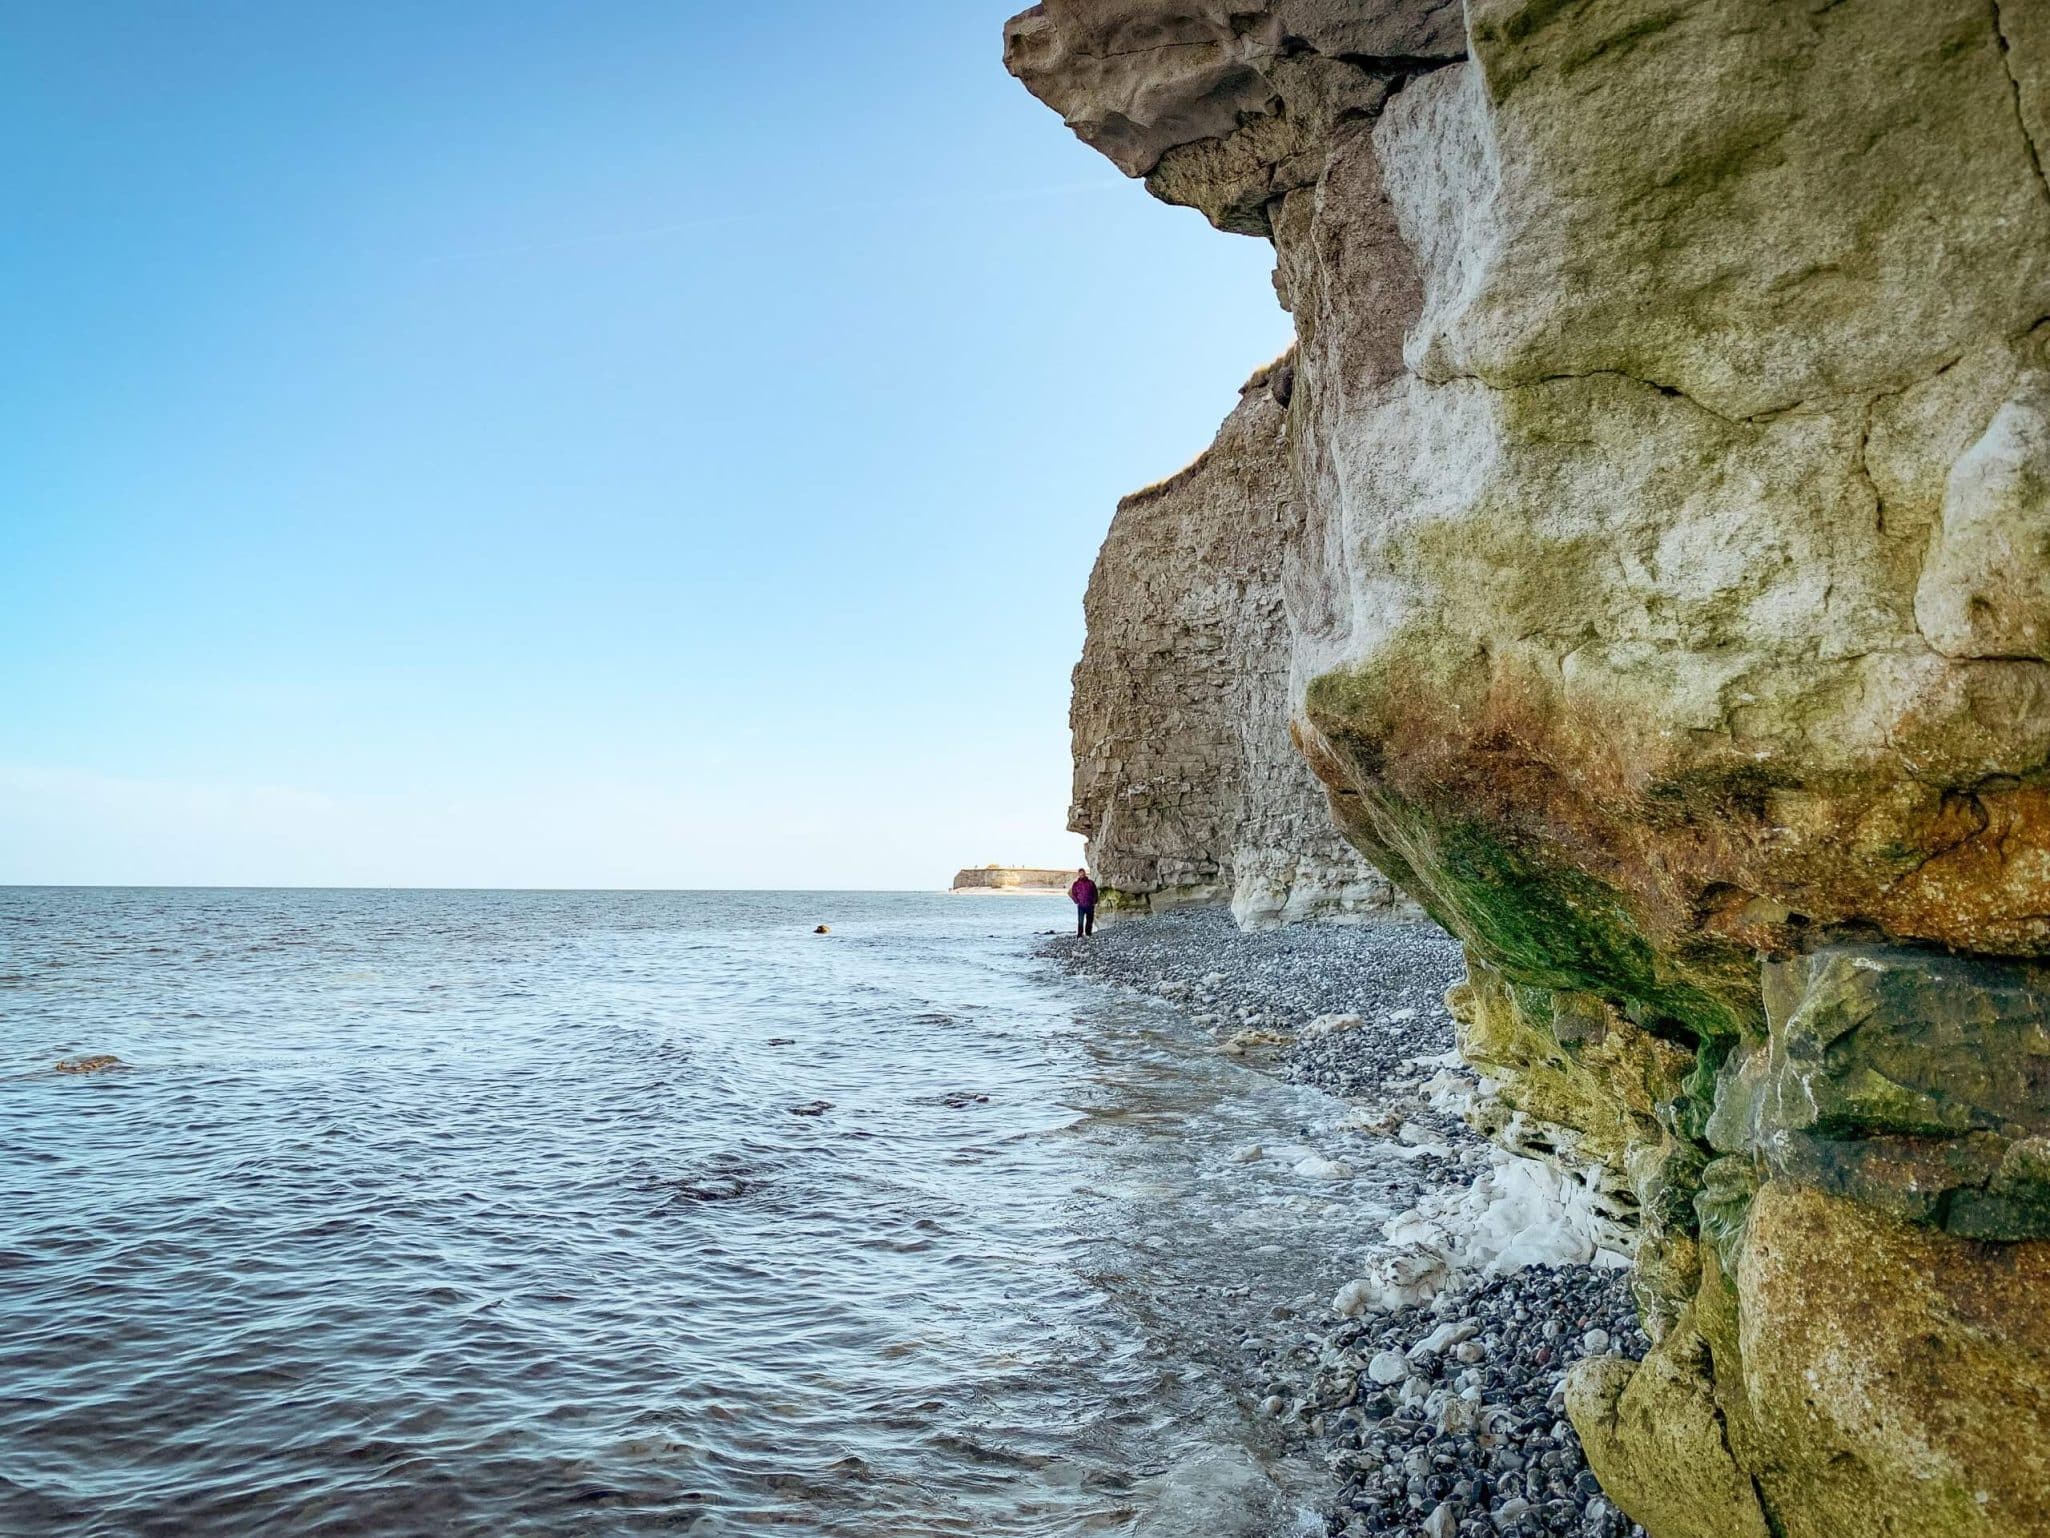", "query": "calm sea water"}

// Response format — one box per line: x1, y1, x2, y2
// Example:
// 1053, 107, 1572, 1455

1, 889, 1392, 1537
